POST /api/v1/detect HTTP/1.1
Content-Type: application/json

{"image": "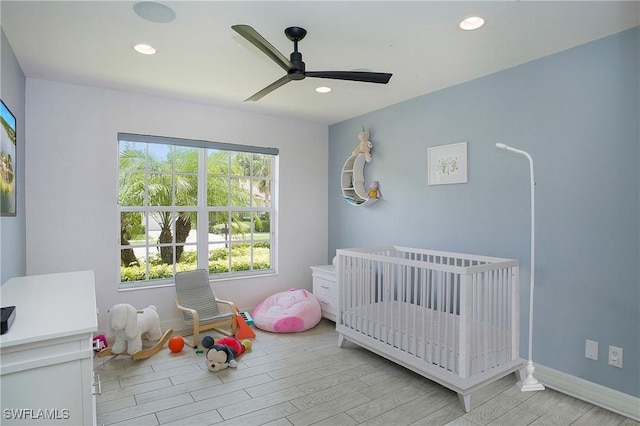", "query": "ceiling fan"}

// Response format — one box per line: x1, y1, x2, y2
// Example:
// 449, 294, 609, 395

231, 25, 393, 101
